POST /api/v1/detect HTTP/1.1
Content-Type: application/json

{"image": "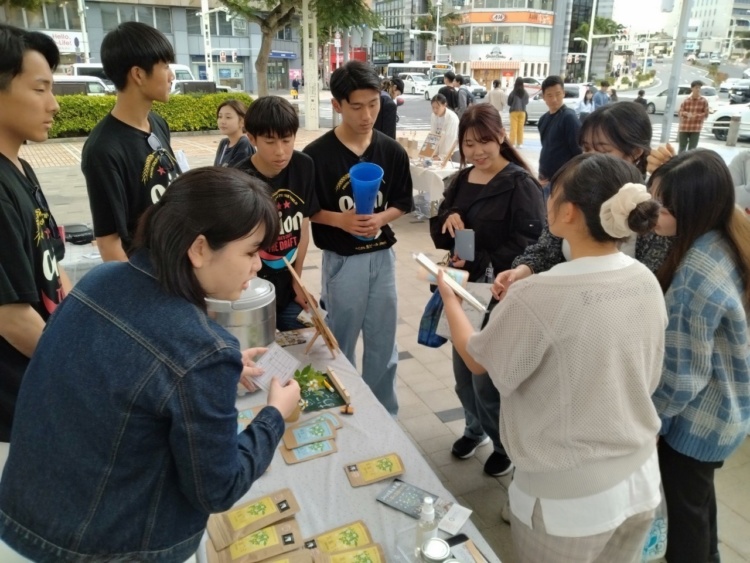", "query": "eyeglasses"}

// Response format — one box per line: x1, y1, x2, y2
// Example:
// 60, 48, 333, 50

147, 133, 176, 174
32, 184, 60, 239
